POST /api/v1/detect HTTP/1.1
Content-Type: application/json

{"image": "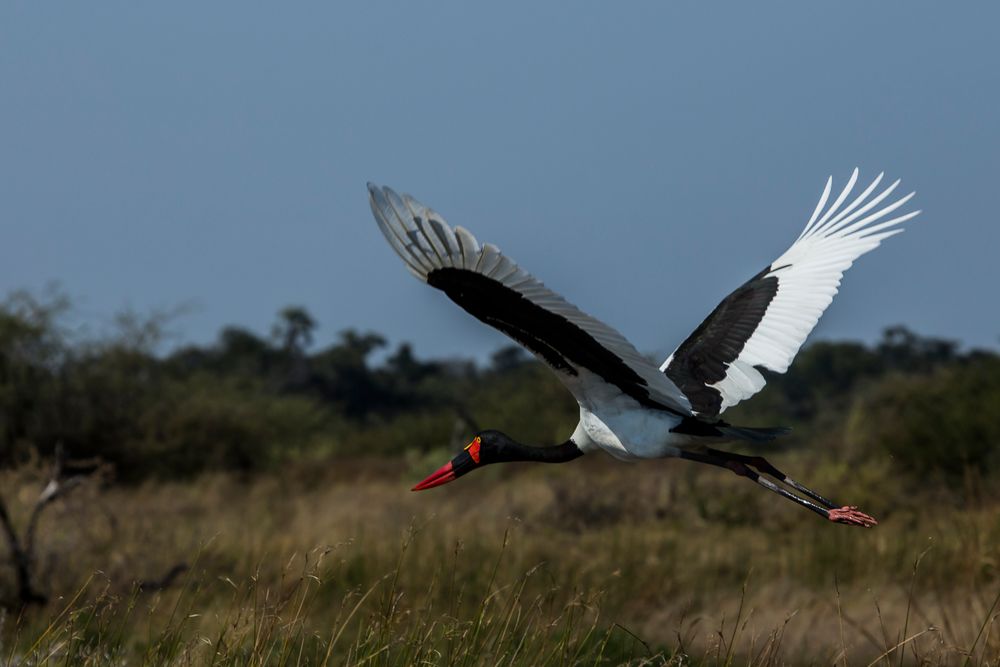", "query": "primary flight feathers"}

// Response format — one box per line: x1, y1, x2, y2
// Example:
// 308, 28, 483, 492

368, 170, 919, 421
661, 169, 920, 416
367, 183, 693, 415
